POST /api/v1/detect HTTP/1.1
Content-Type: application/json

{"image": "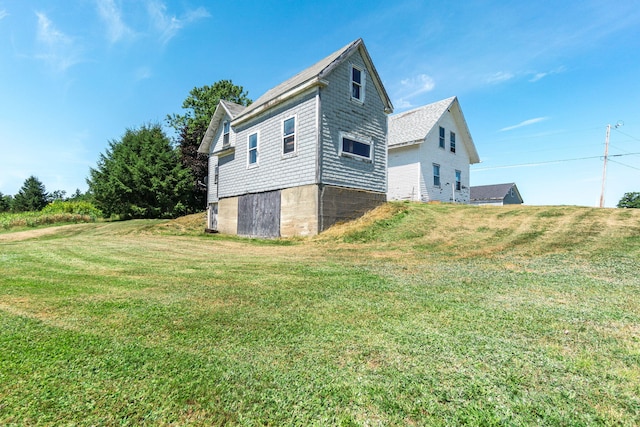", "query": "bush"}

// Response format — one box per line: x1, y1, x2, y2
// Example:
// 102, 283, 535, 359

41, 201, 103, 218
